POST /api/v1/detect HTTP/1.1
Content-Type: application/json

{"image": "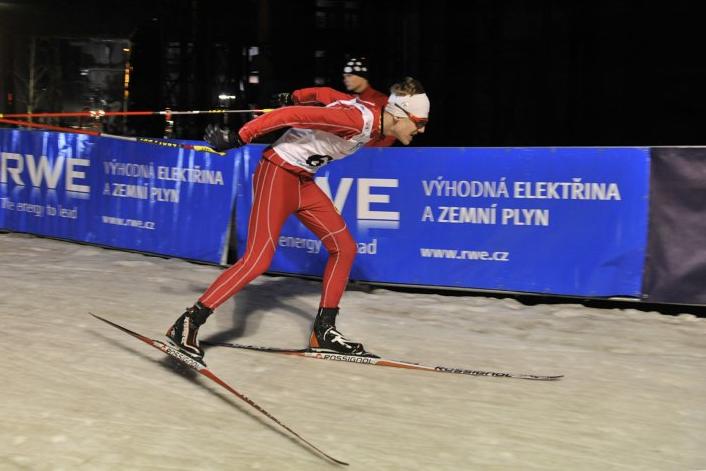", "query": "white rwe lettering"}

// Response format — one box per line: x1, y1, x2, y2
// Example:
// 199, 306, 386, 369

1, 153, 91, 193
